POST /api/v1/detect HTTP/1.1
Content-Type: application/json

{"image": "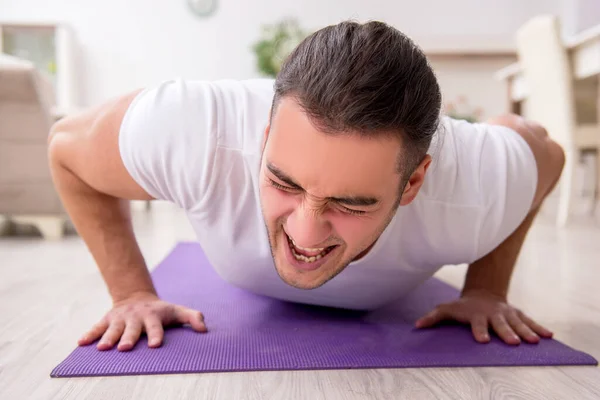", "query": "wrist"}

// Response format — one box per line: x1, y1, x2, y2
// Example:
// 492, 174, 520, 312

460, 287, 507, 302
463, 262, 510, 302
107, 266, 158, 304
112, 287, 158, 305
